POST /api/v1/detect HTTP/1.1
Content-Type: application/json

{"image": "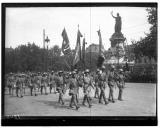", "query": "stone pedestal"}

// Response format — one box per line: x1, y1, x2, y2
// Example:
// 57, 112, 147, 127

106, 32, 126, 64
